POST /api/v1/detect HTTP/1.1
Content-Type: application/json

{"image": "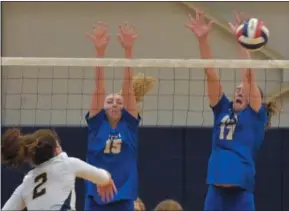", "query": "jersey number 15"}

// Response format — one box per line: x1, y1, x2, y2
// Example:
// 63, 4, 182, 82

33, 172, 47, 200
104, 139, 122, 154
